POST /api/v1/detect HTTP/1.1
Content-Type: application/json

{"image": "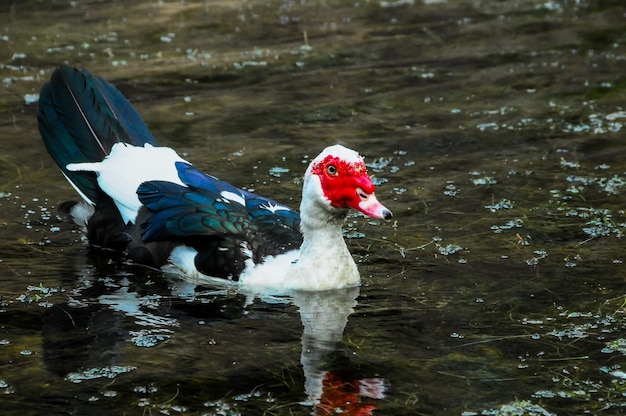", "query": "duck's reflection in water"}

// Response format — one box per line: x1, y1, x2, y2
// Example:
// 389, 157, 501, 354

41, 262, 385, 413
293, 287, 386, 415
